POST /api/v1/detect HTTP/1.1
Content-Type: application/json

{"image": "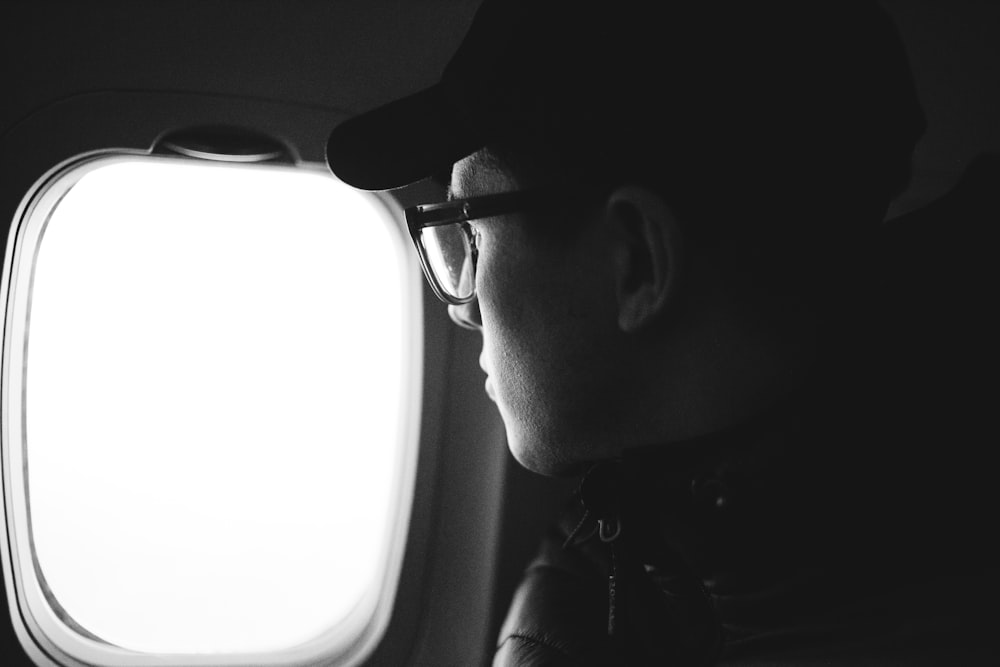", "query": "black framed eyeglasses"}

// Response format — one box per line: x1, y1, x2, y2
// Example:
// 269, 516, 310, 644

405, 189, 554, 305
